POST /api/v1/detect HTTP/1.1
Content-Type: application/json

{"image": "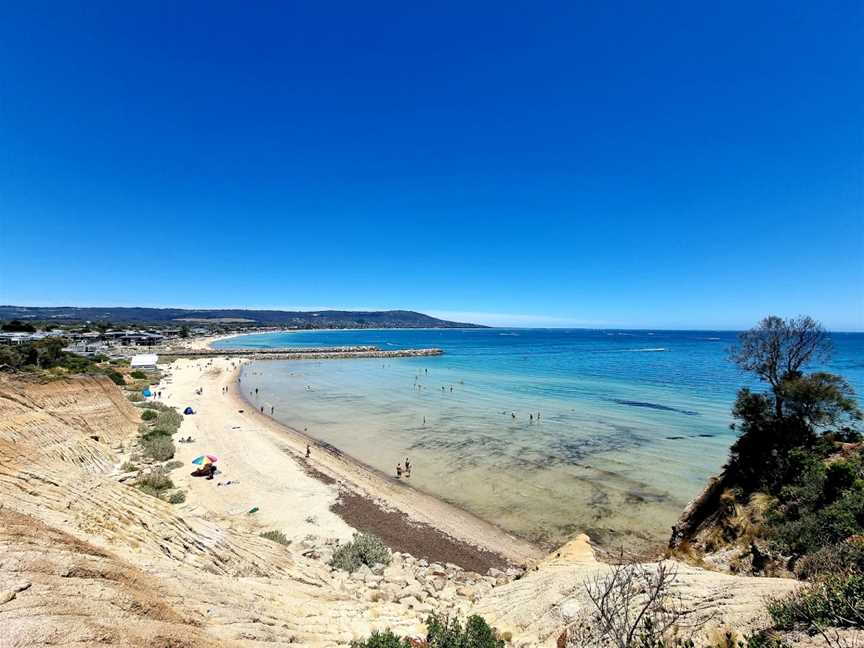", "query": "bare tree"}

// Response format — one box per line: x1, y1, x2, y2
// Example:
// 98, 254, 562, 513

729, 315, 832, 417
580, 554, 711, 648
